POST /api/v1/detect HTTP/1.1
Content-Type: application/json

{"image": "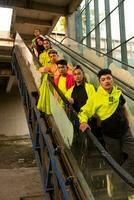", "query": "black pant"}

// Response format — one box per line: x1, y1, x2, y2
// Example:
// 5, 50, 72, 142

103, 128, 134, 176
